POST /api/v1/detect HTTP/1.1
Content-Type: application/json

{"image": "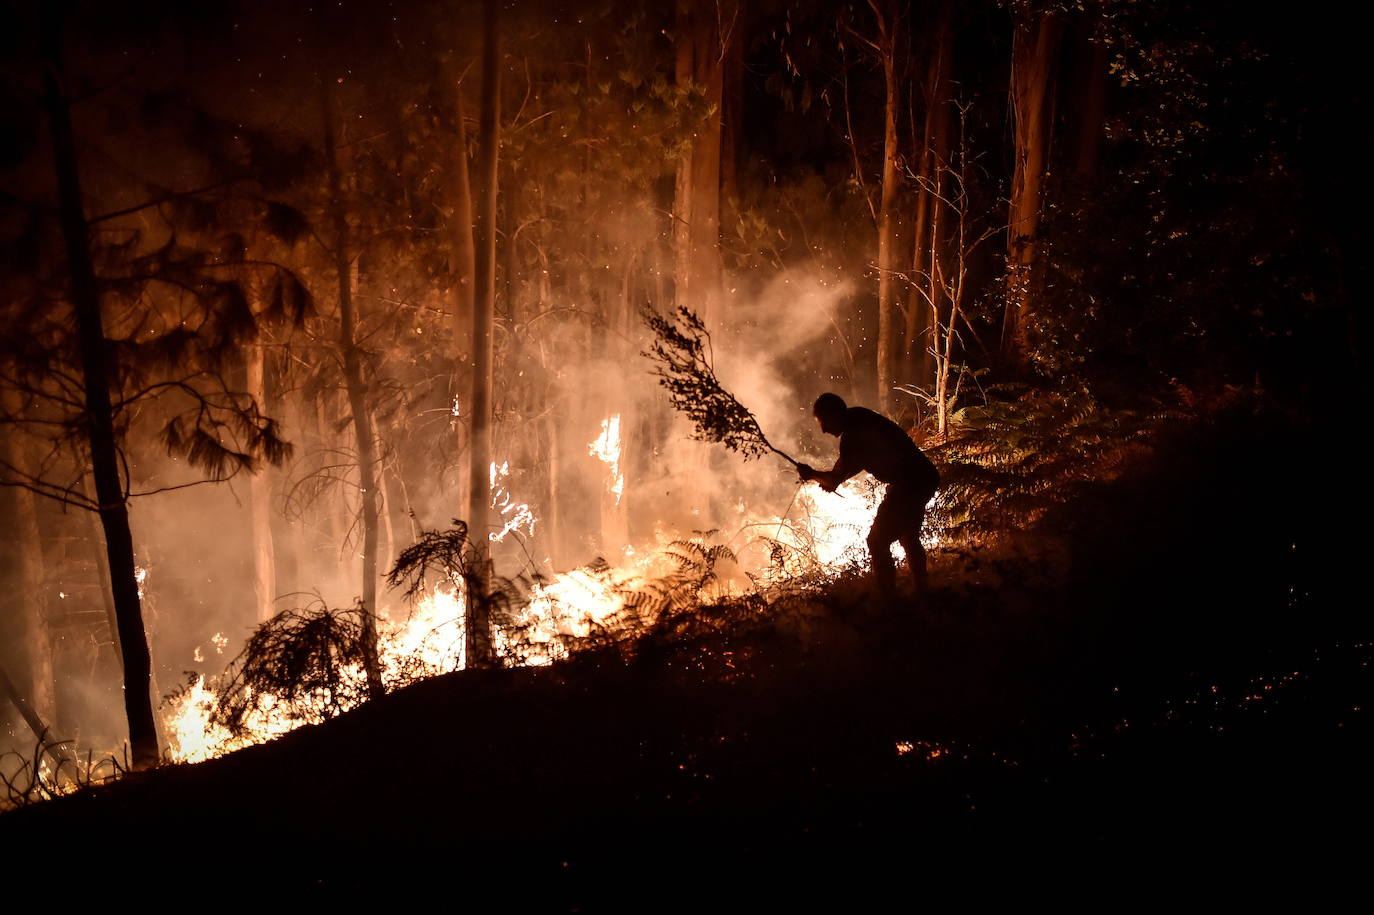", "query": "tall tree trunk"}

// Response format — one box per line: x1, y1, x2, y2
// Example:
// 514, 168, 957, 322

907, 6, 952, 394
719, 13, 745, 216
672, 0, 733, 325
79, 472, 122, 666
40, 10, 159, 769
310, 393, 340, 587
449, 81, 476, 521
321, 83, 385, 700
873, 0, 901, 412
466, 0, 501, 668
0, 394, 57, 728
276, 371, 308, 595
1001, 10, 1062, 374
246, 344, 277, 623
544, 411, 562, 570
